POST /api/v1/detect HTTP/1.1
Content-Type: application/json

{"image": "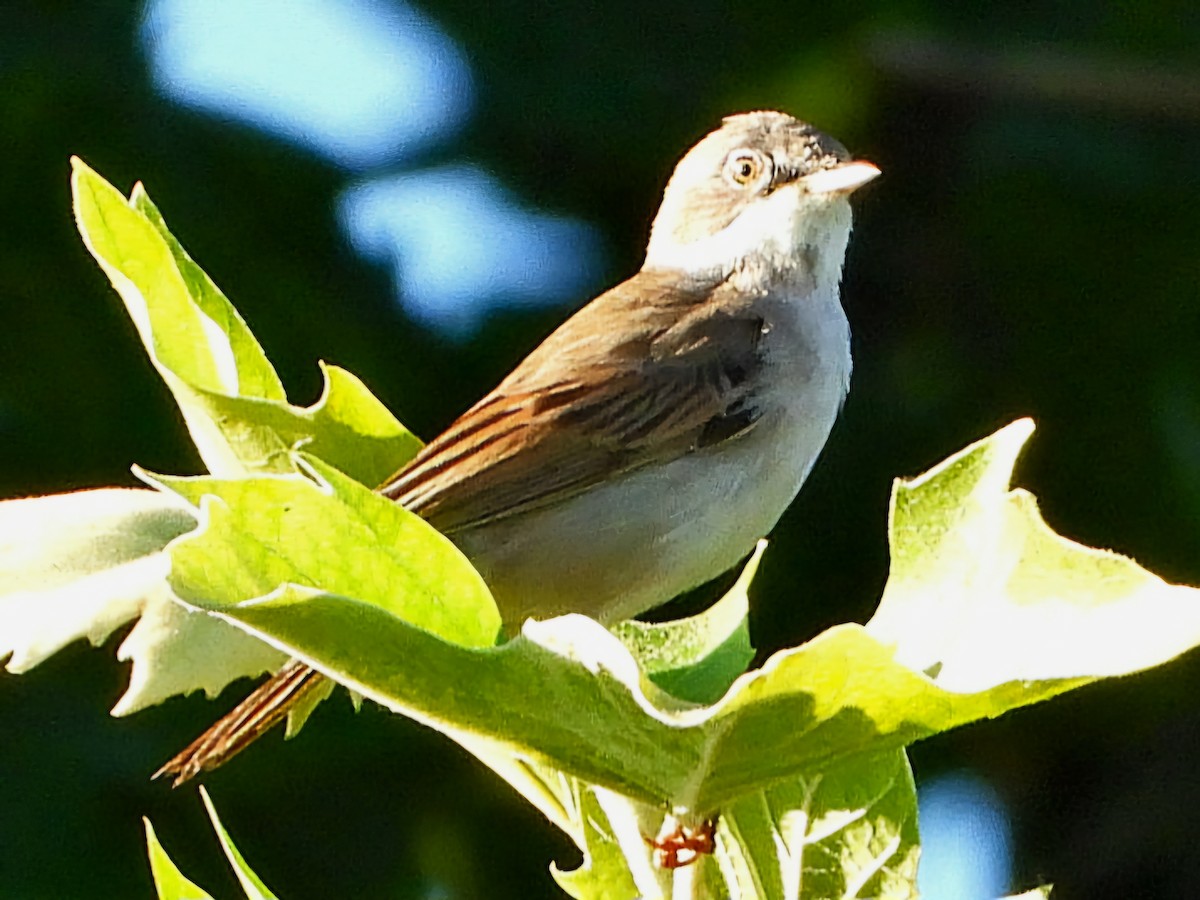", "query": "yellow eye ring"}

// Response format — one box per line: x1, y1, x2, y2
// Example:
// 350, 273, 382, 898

726, 150, 766, 187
